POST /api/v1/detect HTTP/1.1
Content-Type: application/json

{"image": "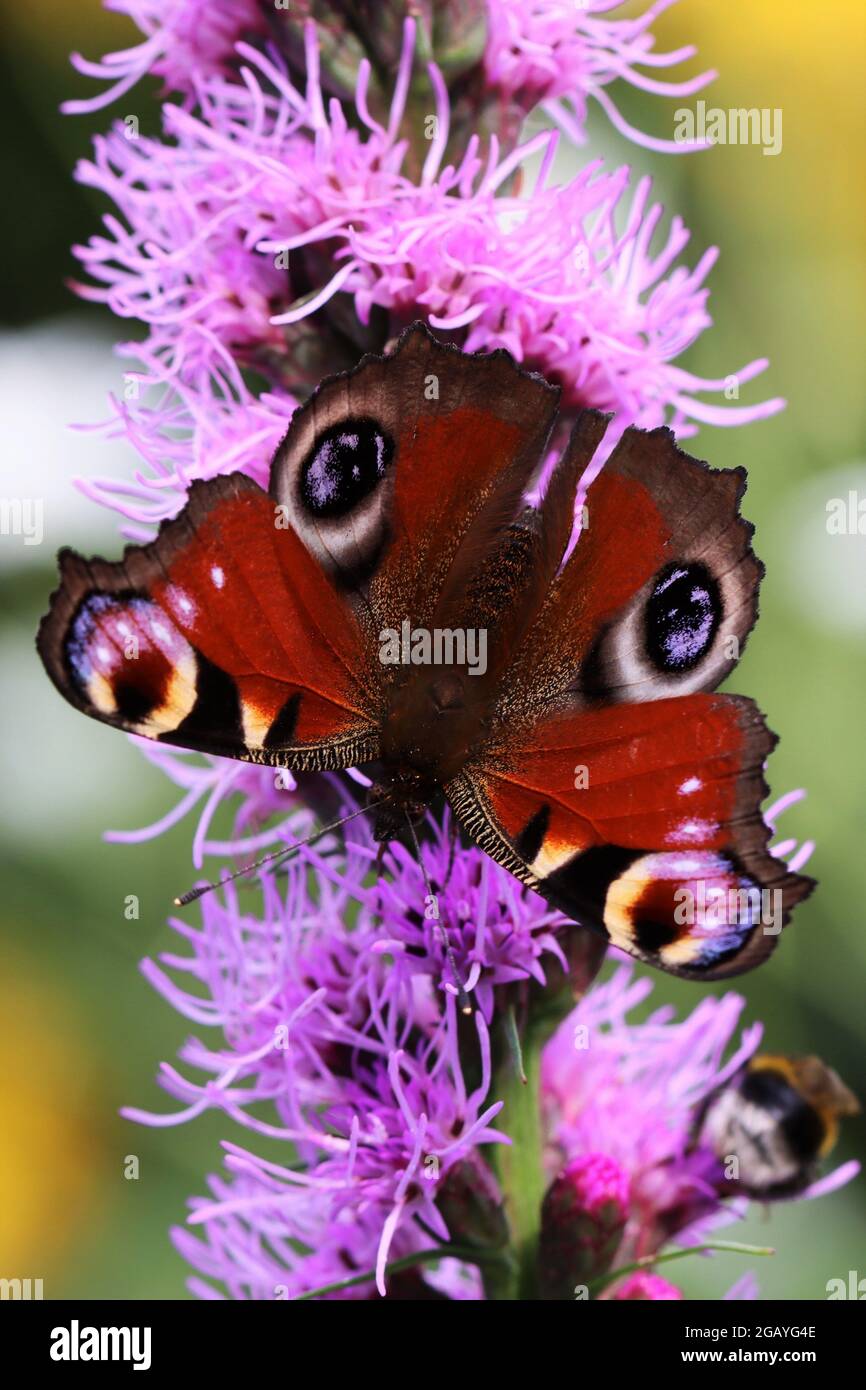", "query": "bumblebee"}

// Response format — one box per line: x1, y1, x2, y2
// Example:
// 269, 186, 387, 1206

699, 1054, 859, 1199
